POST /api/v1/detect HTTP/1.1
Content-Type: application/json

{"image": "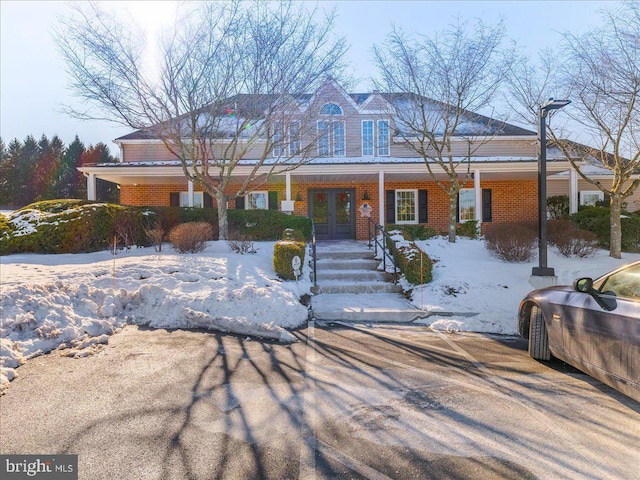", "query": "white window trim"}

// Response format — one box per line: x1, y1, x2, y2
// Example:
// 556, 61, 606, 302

377, 119, 390, 157
395, 189, 418, 224
245, 190, 269, 210
362, 120, 374, 157
580, 190, 604, 206
317, 119, 346, 157
180, 191, 204, 208
319, 103, 344, 116
459, 188, 476, 222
